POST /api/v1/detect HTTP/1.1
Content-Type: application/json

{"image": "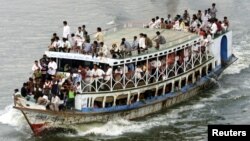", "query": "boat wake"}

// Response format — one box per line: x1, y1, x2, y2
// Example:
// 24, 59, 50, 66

0, 104, 25, 127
